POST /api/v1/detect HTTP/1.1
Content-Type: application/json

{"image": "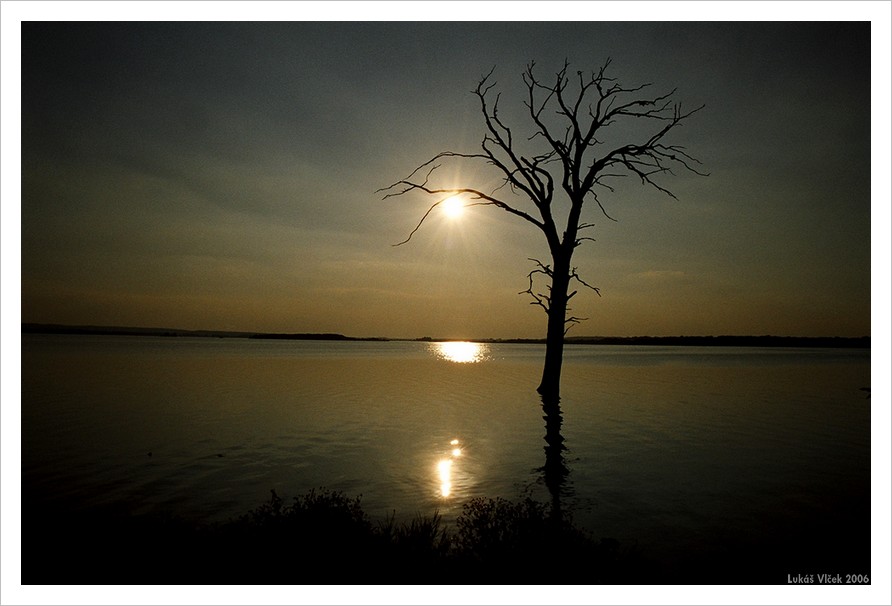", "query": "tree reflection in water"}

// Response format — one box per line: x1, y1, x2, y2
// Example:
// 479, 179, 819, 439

539, 392, 571, 520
